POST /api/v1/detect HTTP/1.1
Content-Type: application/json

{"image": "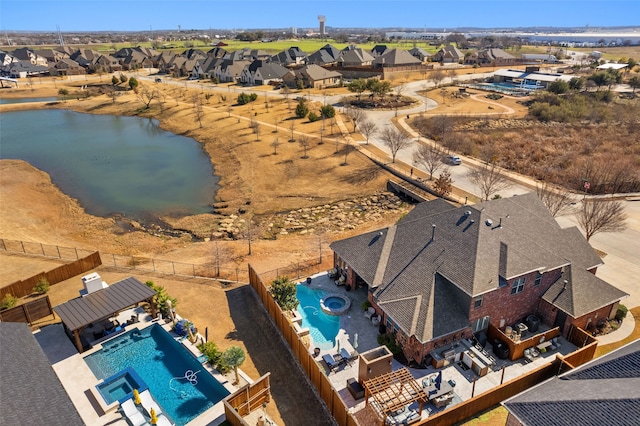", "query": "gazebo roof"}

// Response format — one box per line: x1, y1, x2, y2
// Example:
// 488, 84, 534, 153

364, 367, 428, 418
53, 276, 156, 331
